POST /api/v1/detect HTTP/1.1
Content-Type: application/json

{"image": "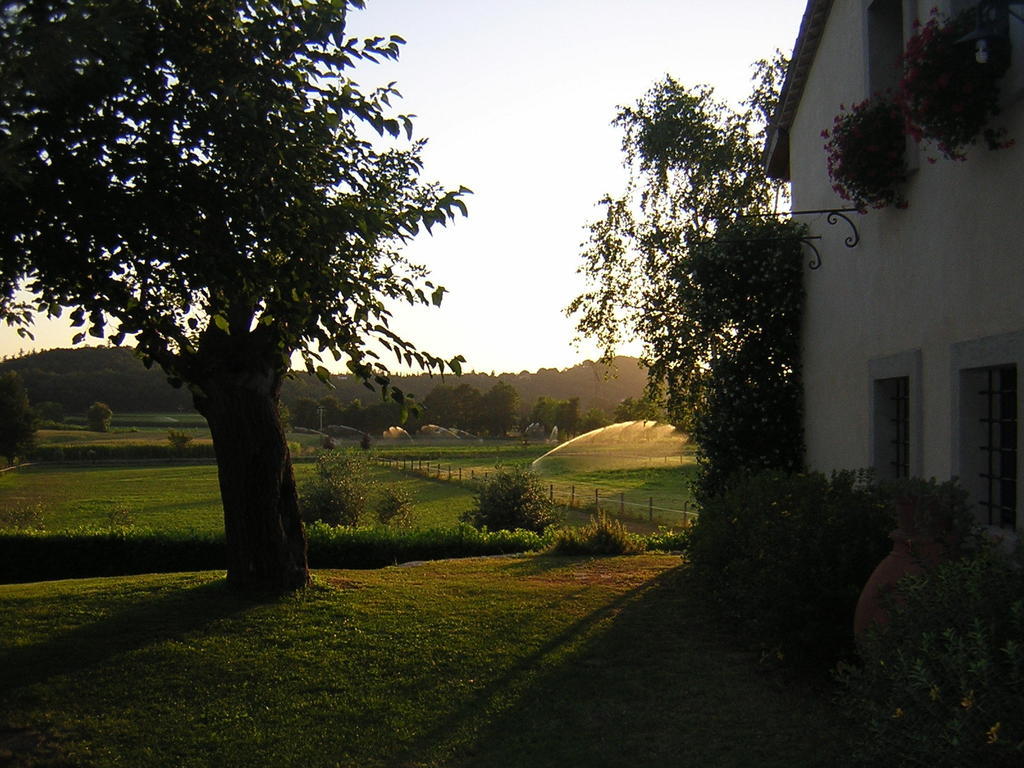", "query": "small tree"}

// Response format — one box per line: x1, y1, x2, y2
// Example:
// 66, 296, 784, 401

299, 450, 376, 527
86, 401, 113, 433
463, 466, 558, 533
0, 372, 35, 464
